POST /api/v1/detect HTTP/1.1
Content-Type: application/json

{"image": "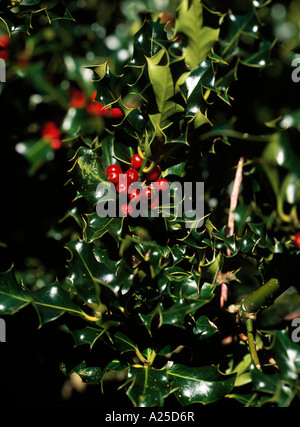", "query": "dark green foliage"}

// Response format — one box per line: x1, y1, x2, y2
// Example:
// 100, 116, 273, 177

1, 0, 300, 408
